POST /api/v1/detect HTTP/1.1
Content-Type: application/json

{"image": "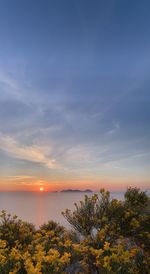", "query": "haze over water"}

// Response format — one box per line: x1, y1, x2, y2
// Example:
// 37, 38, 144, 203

0, 191, 124, 228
